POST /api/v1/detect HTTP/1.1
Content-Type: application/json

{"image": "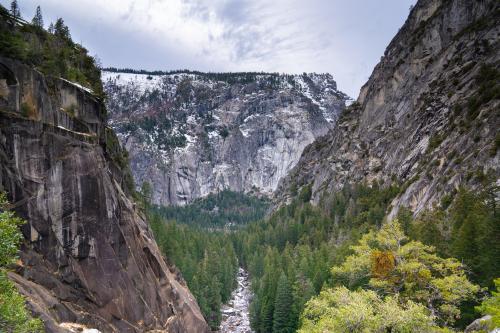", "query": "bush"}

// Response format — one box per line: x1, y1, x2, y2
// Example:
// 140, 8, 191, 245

0, 272, 44, 333
466, 64, 500, 121
427, 134, 444, 153
476, 278, 500, 329
0, 193, 43, 332
298, 184, 312, 203
19, 103, 30, 118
